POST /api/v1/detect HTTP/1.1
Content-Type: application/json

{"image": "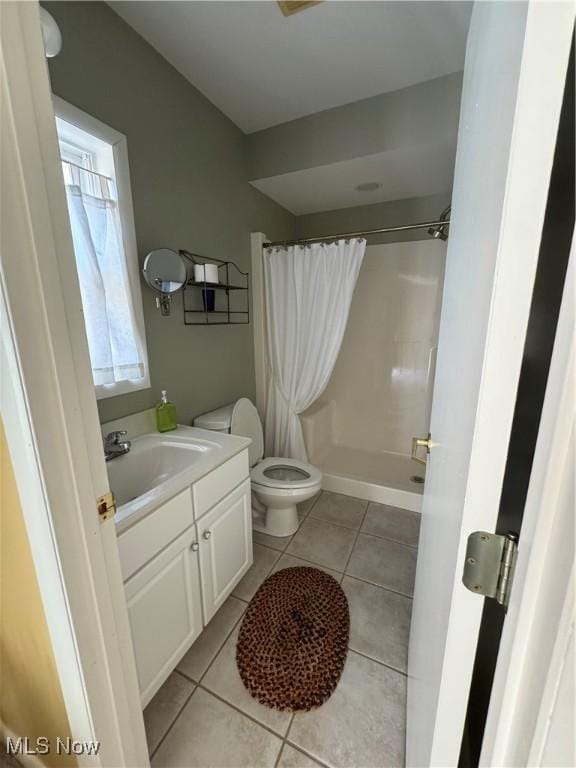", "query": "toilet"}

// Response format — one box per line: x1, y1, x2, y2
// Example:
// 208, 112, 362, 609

194, 398, 322, 537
